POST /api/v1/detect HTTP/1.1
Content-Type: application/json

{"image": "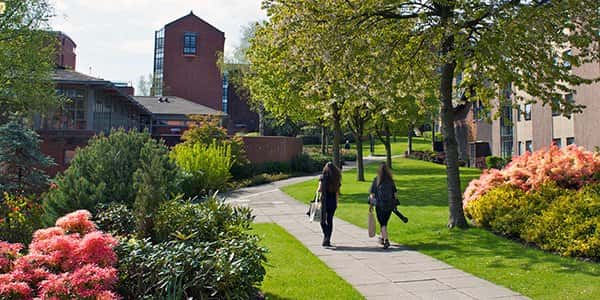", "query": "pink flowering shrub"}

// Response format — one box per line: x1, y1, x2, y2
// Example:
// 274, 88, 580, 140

0, 210, 120, 299
464, 145, 600, 208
